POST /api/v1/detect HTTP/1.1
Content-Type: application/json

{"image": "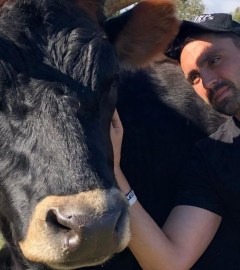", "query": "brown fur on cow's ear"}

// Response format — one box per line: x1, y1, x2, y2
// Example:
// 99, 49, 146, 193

0, 0, 9, 7
115, 0, 180, 70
